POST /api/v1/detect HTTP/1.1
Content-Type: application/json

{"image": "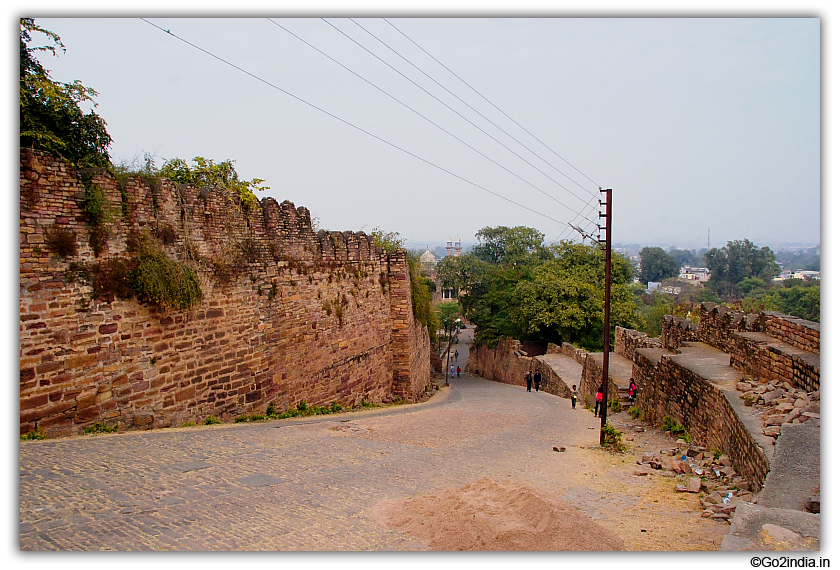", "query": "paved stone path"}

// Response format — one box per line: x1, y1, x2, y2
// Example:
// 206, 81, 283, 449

21, 338, 728, 553
20, 370, 615, 551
